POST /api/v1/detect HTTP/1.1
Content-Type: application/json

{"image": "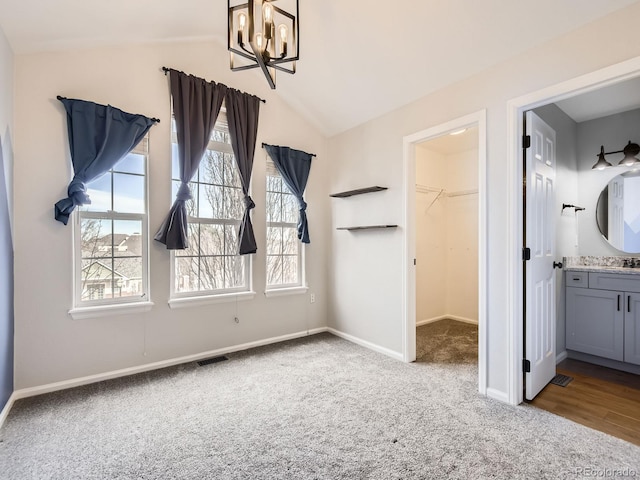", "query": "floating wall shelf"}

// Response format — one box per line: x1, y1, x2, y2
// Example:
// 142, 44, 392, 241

336, 225, 398, 231
329, 186, 387, 198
